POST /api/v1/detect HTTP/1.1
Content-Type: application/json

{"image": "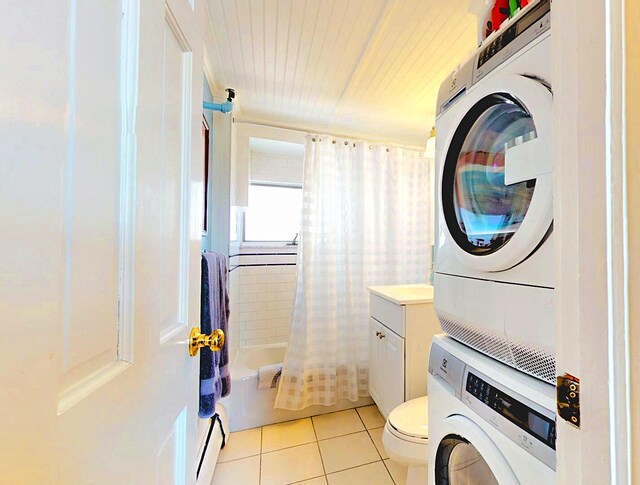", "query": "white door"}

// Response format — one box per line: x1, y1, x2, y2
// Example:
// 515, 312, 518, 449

0, 0, 206, 482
